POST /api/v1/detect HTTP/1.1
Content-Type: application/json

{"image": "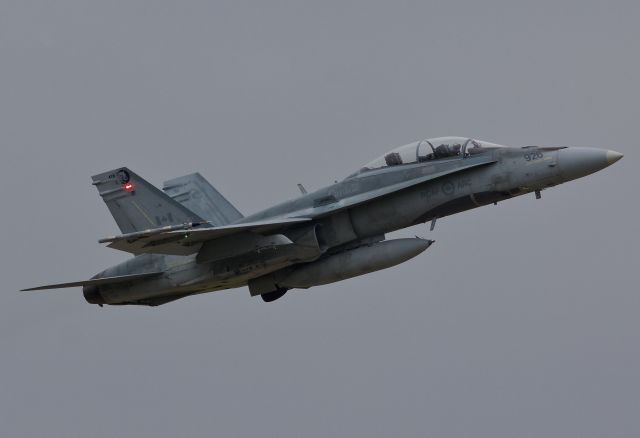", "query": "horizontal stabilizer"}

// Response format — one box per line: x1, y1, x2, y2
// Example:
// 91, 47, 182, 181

100, 217, 312, 255
21, 272, 163, 291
